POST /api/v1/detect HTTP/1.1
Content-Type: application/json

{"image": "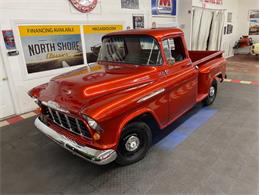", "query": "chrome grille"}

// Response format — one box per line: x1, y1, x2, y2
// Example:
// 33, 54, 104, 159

41, 104, 91, 139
